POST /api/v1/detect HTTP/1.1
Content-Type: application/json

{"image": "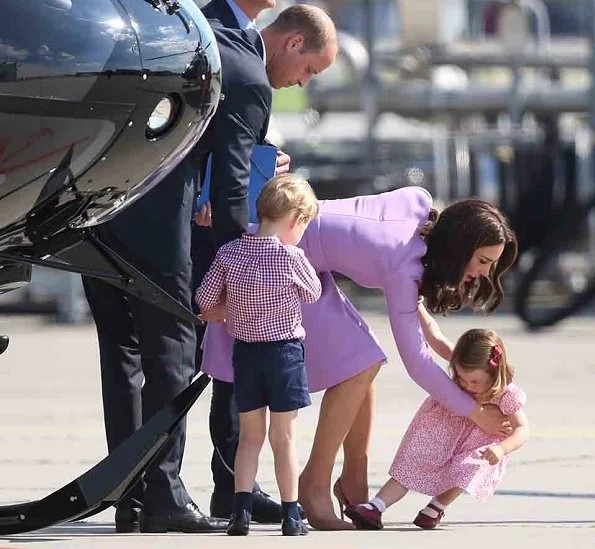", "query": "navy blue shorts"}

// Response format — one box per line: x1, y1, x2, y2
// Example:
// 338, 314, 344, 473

232, 338, 311, 413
